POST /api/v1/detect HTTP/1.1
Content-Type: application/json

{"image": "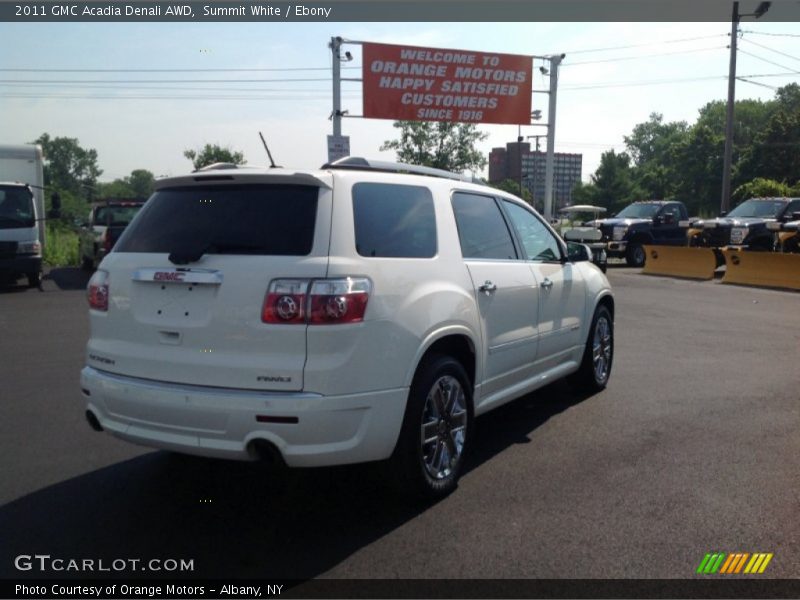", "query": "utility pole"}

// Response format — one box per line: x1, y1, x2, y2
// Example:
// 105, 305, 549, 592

720, 2, 739, 215
543, 54, 564, 222
720, 1, 771, 215
518, 125, 524, 197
